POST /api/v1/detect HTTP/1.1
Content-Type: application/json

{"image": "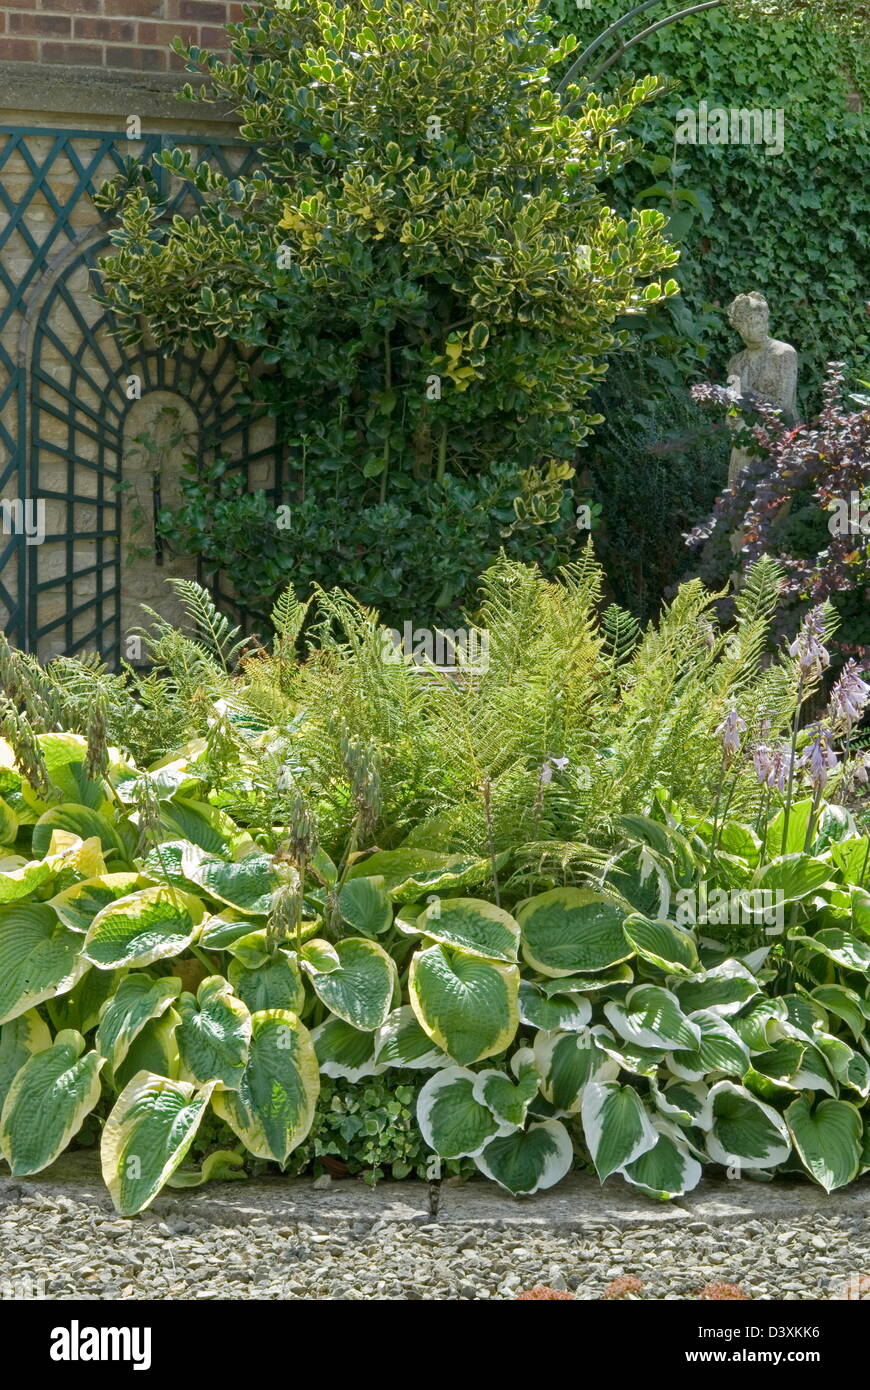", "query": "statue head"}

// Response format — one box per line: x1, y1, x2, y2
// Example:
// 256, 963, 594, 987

727, 292, 771, 350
